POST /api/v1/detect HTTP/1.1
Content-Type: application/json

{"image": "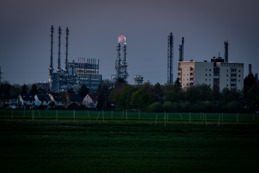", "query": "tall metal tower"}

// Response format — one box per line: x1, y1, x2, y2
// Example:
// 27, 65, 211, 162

57, 26, 62, 72
167, 32, 173, 84
49, 25, 54, 76
121, 43, 128, 81
115, 43, 122, 79
65, 27, 69, 72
